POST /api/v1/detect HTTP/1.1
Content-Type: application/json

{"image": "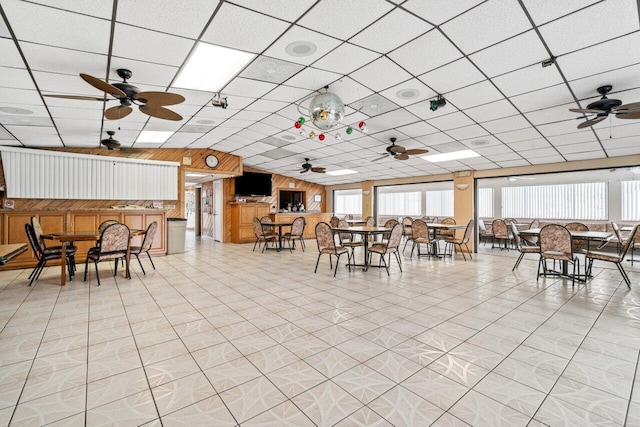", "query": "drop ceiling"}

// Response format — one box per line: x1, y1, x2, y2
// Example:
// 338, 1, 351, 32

0, 0, 639, 185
